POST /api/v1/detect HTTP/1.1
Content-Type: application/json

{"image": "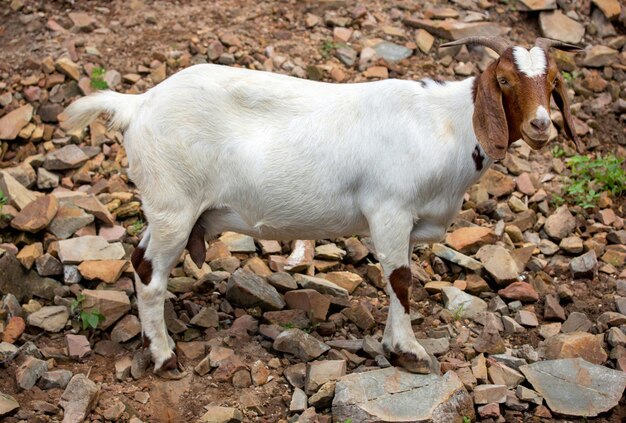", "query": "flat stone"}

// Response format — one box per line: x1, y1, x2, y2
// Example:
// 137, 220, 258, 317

515, 310, 539, 327
431, 243, 483, 271
0, 392, 19, 416
335, 46, 357, 67
66, 334, 91, 361
305, 360, 346, 394
545, 332, 607, 364
476, 245, 519, 285
10, 195, 58, 233
323, 271, 362, 294
55, 57, 81, 81
474, 319, 506, 354
0, 171, 39, 210
295, 274, 348, 298
441, 287, 487, 320
219, 231, 256, 253
16, 356, 48, 390
415, 29, 435, 53
111, 314, 141, 343
480, 169, 516, 197
583, 45, 619, 68
592, 0, 622, 19
332, 368, 474, 422
49, 204, 94, 239
498, 282, 538, 302
285, 240, 315, 272
404, 18, 507, 41
561, 311, 592, 333
373, 41, 412, 63
273, 328, 330, 361
474, 384, 507, 404
284, 289, 330, 322
43, 145, 89, 170
73, 195, 115, 226
519, 0, 556, 11
342, 302, 376, 330
26, 305, 69, 332
544, 205, 577, 240
0, 104, 34, 140
81, 289, 130, 330
446, 227, 496, 255
197, 406, 243, 423
59, 374, 100, 423
226, 269, 285, 311
78, 259, 127, 283
57, 236, 125, 264
520, 358, 626, 417
539, 10, 585, 44
290, 387, 307, 413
